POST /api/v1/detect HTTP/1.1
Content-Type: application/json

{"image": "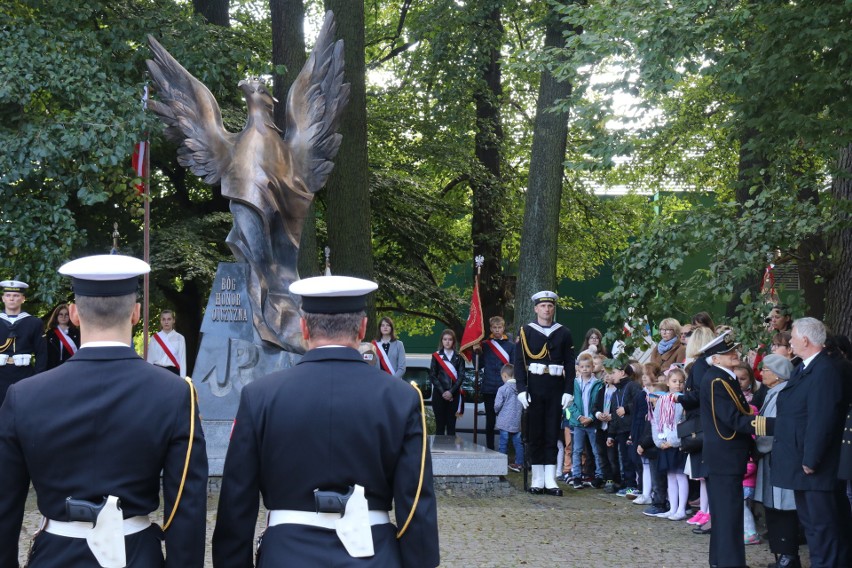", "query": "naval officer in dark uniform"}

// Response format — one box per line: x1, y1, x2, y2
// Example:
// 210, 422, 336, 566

213, 275, 440, 568
514, 290, 574, 496
0, 255, 208, 567
692, 330, 772, 568
0, 280, 47, 406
